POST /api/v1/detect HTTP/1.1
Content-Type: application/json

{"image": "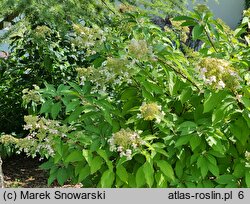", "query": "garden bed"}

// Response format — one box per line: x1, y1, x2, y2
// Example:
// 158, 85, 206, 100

3, 154, 82, 188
